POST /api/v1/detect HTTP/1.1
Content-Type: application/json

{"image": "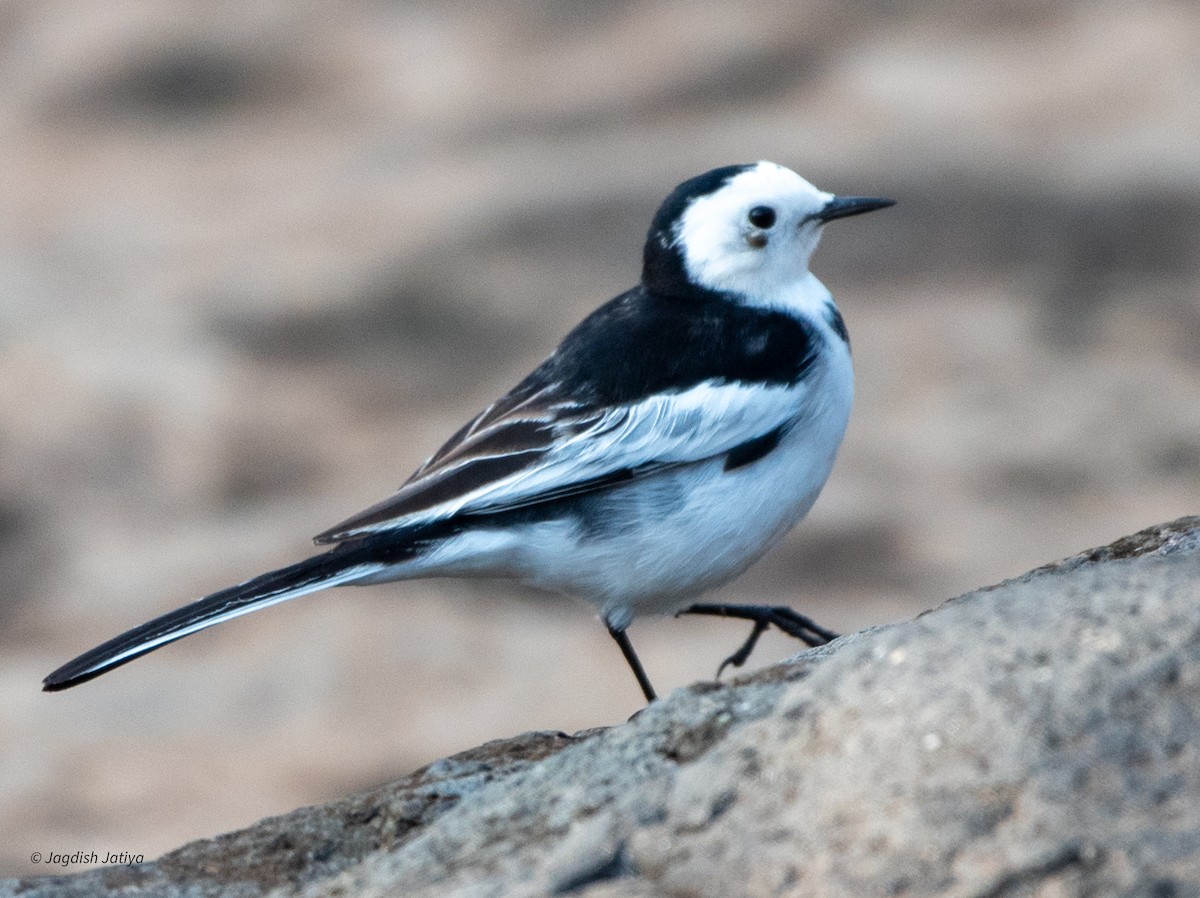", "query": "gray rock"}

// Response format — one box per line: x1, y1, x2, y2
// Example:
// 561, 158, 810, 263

6, 517, 1199, 898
